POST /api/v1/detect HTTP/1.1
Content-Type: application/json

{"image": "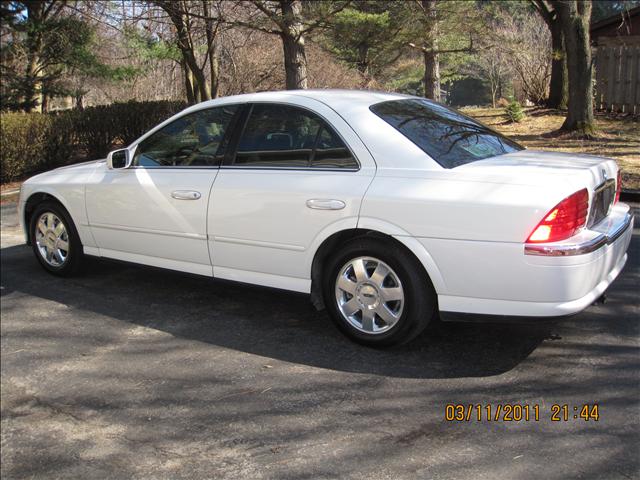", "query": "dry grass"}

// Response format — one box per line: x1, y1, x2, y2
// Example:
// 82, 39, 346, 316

462, 106, 640, 190
0, 181, 21, 205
